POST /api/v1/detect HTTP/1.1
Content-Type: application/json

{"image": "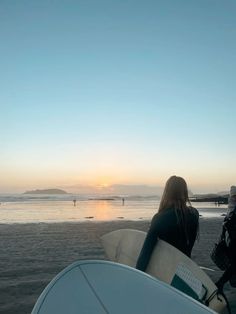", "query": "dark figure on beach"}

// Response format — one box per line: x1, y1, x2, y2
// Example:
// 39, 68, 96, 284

215, 186, 236, 292
122, 198, 125, 206
136, 175, 199, 272
73, 199, 76, 206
